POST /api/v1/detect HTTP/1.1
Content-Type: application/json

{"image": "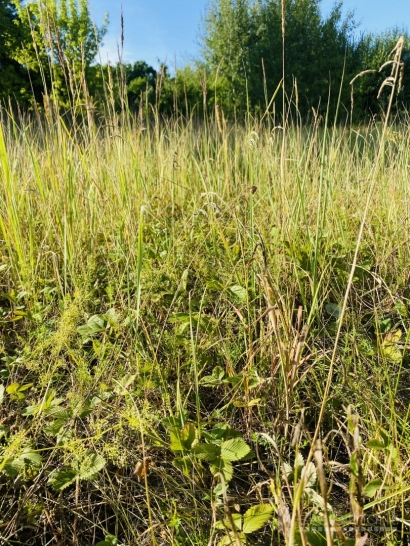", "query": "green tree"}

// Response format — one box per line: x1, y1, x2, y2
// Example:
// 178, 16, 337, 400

12, 0, 108, 107
125, 61, 157, 111
201, 0, 257, 112
350, 29, 410, 119
201, 0, 359, 118
0, 1, 32, 101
